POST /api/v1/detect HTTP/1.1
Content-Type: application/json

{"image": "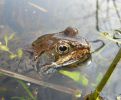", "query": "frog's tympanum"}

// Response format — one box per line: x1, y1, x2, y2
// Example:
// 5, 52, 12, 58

32, 27, 91, 74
